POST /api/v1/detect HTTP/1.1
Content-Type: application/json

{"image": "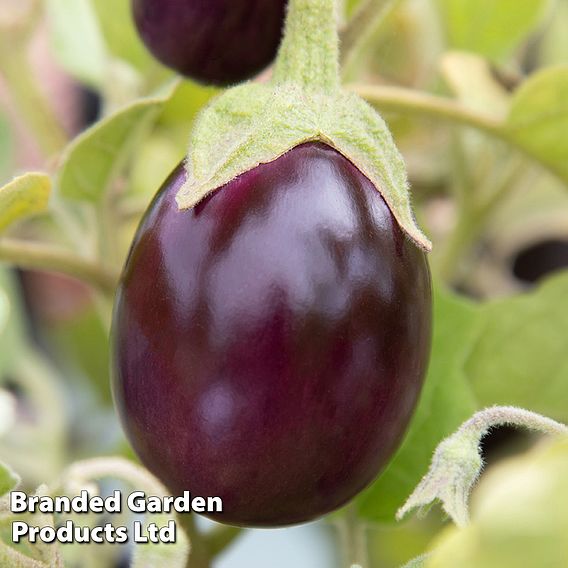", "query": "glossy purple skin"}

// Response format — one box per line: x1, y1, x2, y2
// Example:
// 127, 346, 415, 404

112, 143, 432, 527
132, 0, 288, 85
